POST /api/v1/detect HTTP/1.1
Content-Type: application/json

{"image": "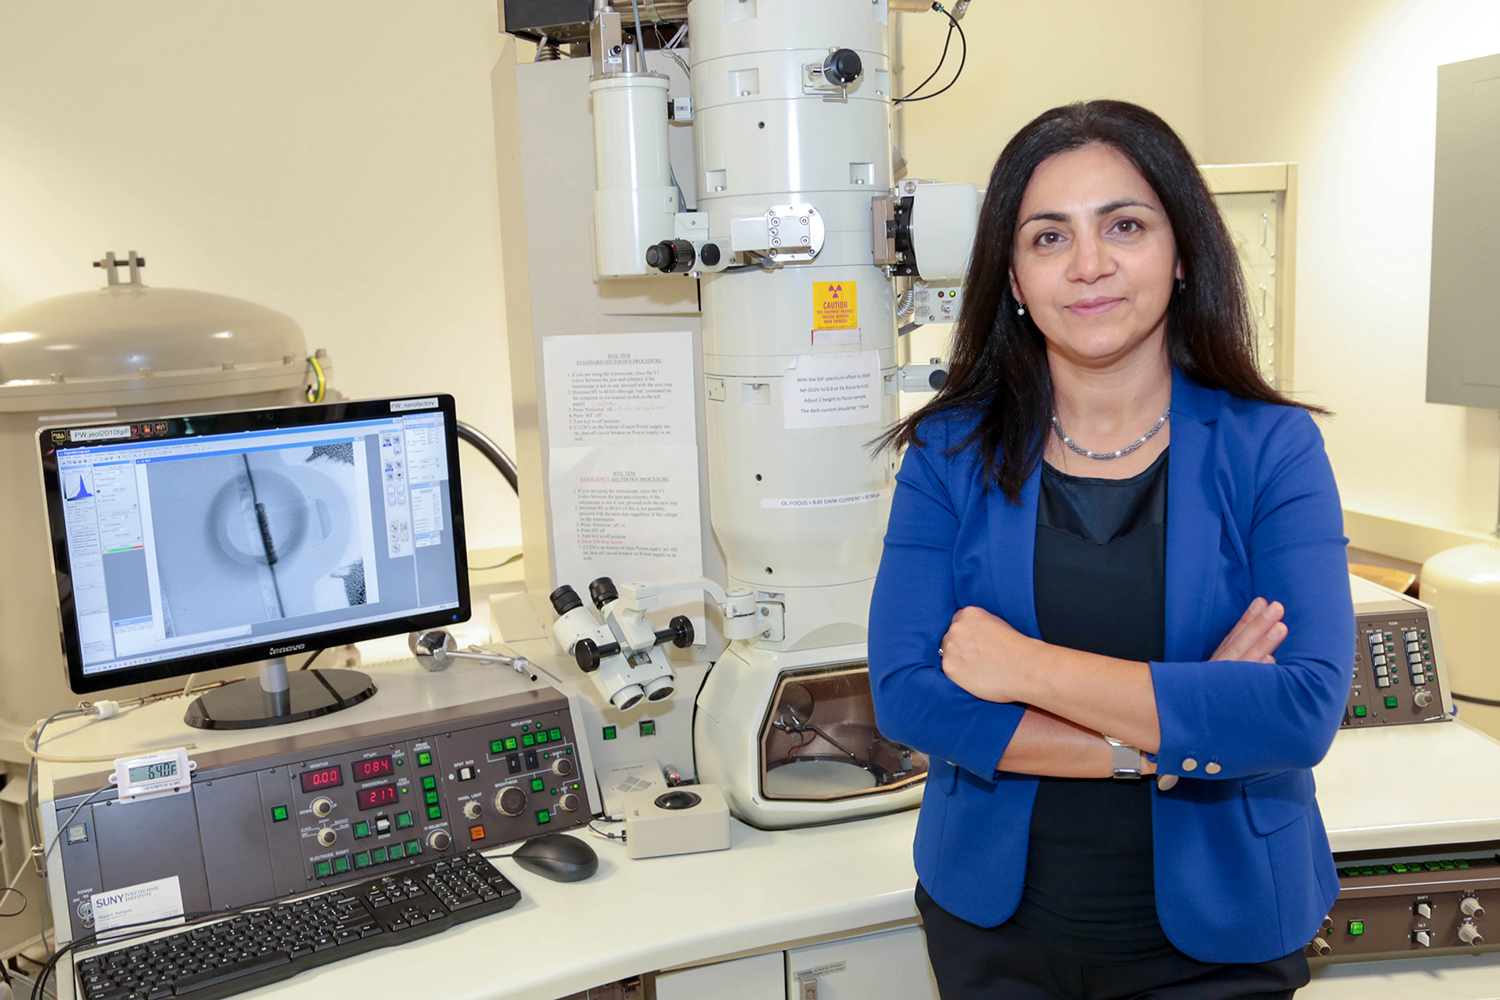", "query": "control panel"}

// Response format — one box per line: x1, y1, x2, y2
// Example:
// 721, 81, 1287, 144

1305, 848, 1498, 959
52, 686, 594, 939
1343, 600, 1449, 729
